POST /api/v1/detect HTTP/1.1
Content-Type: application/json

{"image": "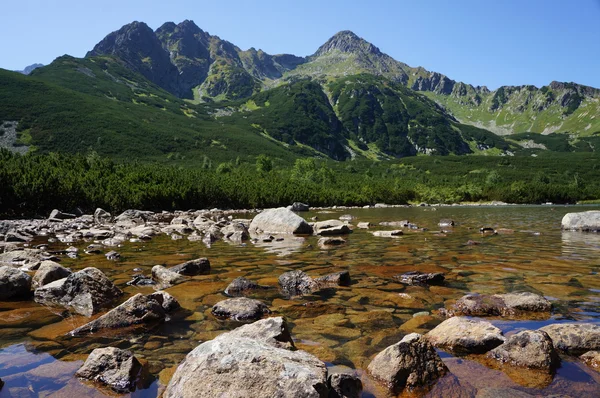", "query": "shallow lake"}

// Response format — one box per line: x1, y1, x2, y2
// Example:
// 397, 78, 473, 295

1, 205, 599, 397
